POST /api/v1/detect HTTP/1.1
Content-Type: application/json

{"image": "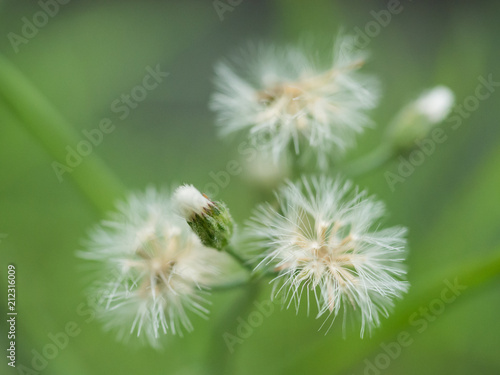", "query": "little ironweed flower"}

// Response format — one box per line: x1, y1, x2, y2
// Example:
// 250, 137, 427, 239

210, 34, 379, 169
79, 188, 224, 347
245, 176, 409, 336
